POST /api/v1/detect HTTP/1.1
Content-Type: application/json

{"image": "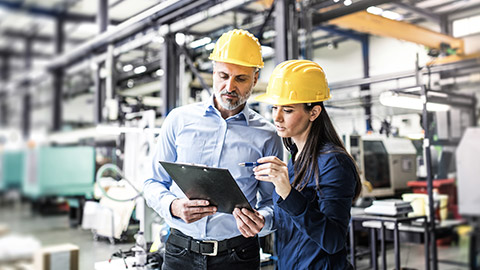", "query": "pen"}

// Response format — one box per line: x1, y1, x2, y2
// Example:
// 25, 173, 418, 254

238, 162, 262, 167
